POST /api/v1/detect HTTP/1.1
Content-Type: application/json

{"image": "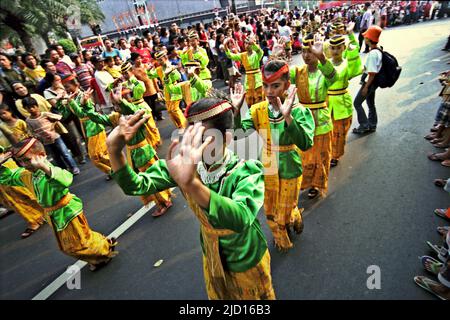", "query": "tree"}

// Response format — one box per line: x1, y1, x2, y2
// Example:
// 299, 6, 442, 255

0, 0, 104, 53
